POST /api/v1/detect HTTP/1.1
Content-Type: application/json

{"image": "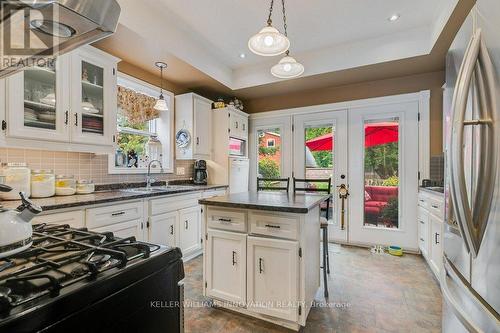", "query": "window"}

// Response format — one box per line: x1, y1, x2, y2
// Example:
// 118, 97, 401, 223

257, 128, 282, 186
108, 73, 174, 174
266, 138, 275, 147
